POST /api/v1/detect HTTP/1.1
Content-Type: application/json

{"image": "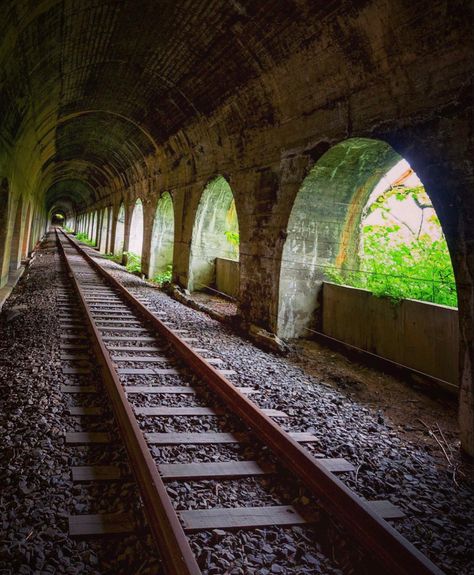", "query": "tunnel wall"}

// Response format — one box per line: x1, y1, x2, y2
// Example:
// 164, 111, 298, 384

1, 0, 472, 453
